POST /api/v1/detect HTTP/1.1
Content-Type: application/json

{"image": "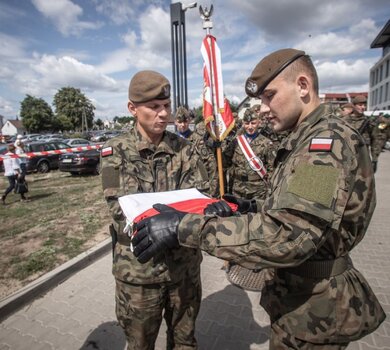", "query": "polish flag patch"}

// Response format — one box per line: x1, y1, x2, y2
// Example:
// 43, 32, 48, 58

101, 146, 113, 157
309, 138, 333, 152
